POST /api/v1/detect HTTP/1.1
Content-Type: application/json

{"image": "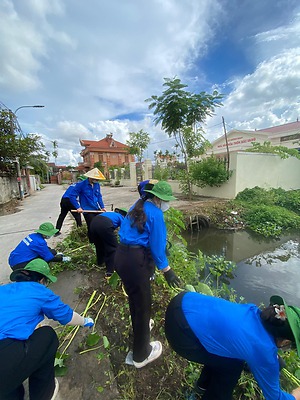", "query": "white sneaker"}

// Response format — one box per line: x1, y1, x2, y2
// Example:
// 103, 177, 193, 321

132, 341, 162, 369
125, 319, 155, 365
50, 378, 59, 400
